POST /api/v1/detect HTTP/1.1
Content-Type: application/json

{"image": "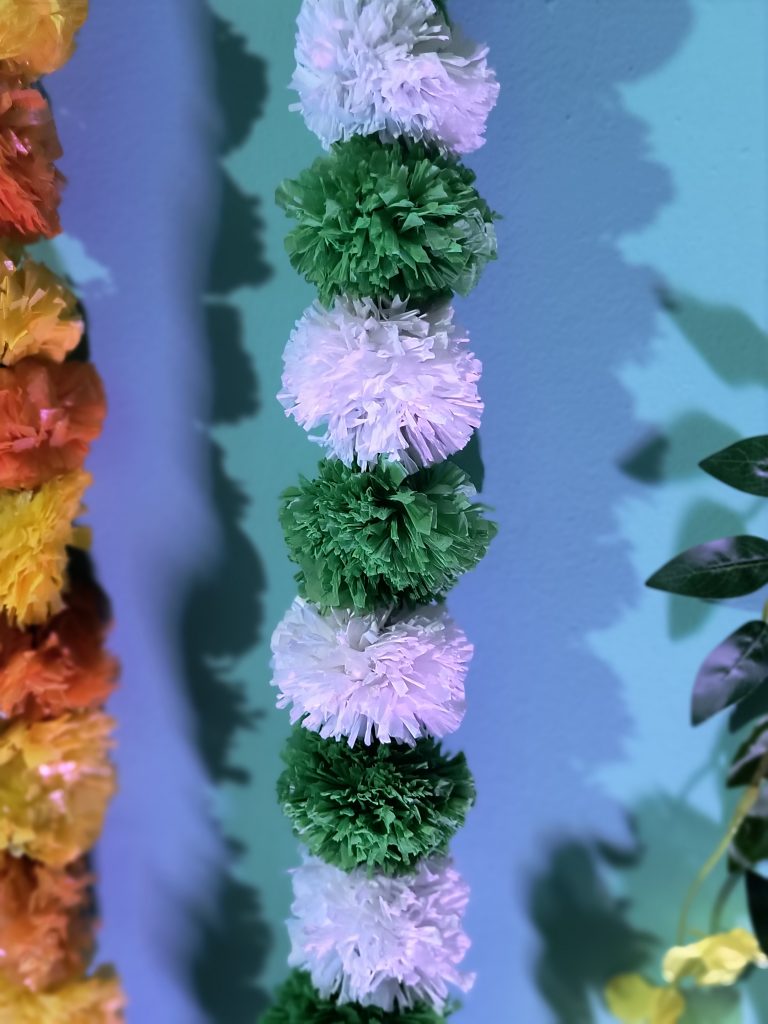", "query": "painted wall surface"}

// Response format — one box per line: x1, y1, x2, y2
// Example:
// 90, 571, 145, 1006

49, 1, 767, 1021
